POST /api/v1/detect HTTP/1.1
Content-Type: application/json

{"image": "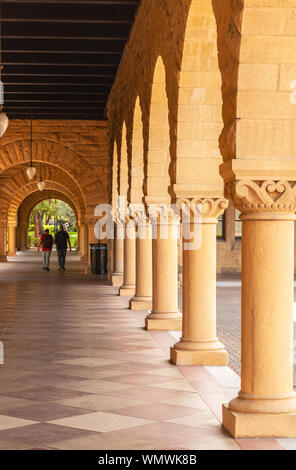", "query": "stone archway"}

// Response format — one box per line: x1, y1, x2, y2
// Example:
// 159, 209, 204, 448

16, 189, 80, 252
0, 139, 105, 207
0, 162, 87, 259
130, 97, 144, 205
144, 57, 171, 206
1, 164, 86, 222
118, 123, 128, 202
